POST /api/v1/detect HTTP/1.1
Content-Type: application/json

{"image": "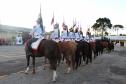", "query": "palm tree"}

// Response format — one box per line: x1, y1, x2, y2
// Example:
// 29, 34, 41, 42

92, 17, 112, 38
113, 24, 124, 36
